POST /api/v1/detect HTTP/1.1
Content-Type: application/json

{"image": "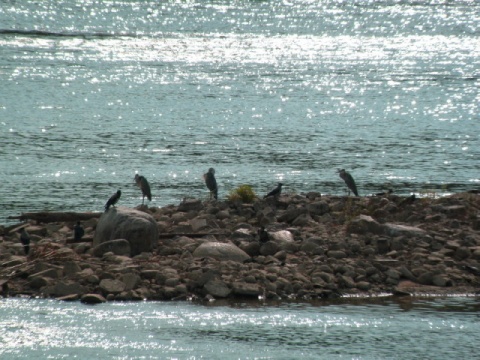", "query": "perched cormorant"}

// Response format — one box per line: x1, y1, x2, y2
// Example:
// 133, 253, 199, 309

74, 221, 85, 241
257, 226, 269, 243
338, 169, 359, 196
134, 174, 152, 205
19, 228, 30, 255
264, 182, 283, 199
105, 190, 121, 211
203, 168, 218, 200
